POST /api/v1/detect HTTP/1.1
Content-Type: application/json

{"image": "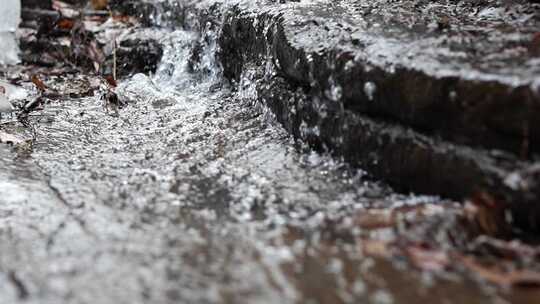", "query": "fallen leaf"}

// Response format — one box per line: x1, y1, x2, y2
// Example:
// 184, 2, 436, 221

104, 75, 117, 87
361, 239, 391, 258
56, 18, 75, 30
31, 75, 48, 92
91, 0, 109, 10
354, 209, 395, 230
